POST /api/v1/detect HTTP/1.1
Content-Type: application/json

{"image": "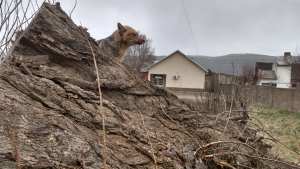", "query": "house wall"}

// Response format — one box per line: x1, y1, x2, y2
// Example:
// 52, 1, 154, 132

255, 63, 292, 88
255, 62, 277, 86
257, 79, 277, 86
291, 63, 300, 87
148, 53, 206, 89
276, 66, 291, 88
